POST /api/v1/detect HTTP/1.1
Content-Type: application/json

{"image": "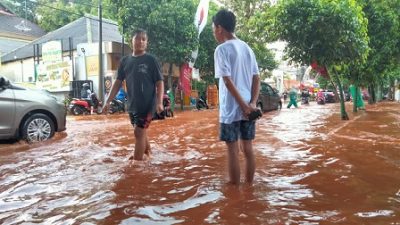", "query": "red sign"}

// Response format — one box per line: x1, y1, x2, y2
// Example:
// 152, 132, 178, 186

180, 63, 192, 96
